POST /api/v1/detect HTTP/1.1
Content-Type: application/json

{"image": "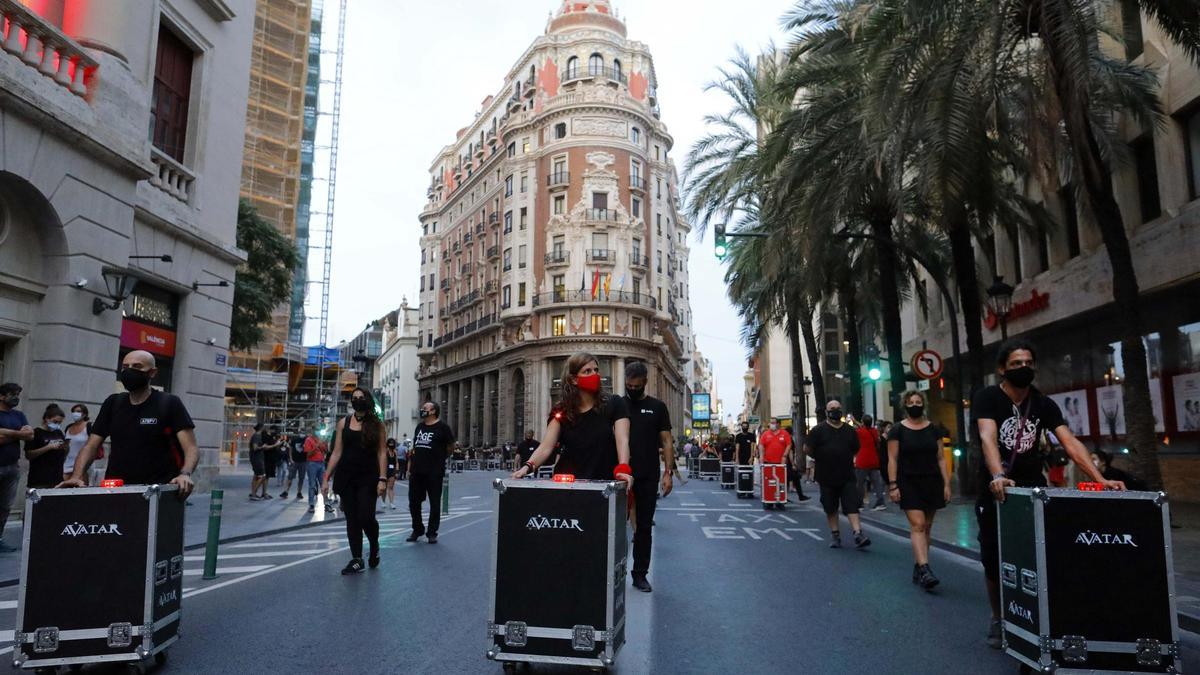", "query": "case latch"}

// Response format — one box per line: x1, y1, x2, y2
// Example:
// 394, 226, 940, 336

170, 554, 184, 580
503, 621, 527, 647
1061, 635, 1087, 663
572, 625, 596, 652
107, 622, 133, 648
155, 560, 168, 586
33, 627, 59, 653
1135, 638, 1162, 666
1000, 563, 1017, 589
